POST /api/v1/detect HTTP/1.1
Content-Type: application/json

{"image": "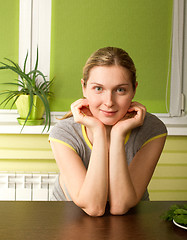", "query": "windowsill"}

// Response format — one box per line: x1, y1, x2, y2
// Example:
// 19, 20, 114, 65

0, 110, 187, 135
155, 113, 187, 136
0, 110, 62, 134
0, 121, 55, 134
